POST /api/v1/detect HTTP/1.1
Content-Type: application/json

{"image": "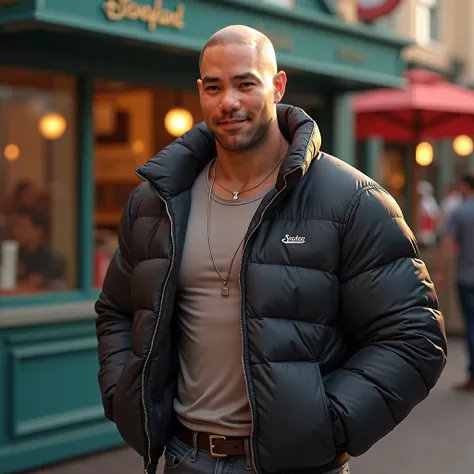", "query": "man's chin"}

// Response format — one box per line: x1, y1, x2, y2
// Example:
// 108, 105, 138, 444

217, 139, 250, 152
